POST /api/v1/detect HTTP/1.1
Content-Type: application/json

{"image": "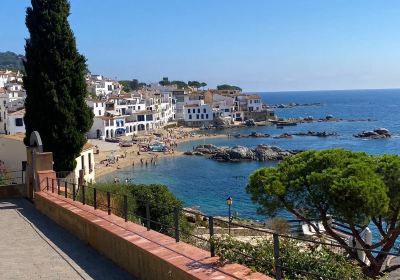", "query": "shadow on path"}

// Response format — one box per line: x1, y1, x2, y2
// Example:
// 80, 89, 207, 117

0, 199, 136, 280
